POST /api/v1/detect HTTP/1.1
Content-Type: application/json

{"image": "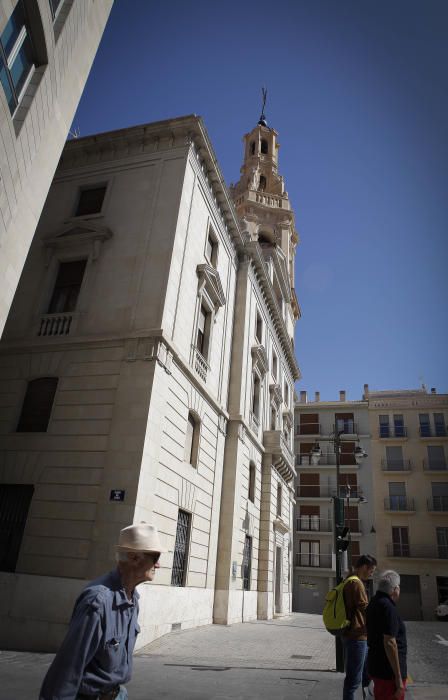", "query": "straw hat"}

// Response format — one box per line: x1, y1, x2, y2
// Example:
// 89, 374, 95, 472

116, 523, 167, 553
